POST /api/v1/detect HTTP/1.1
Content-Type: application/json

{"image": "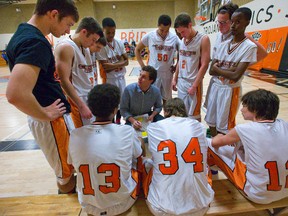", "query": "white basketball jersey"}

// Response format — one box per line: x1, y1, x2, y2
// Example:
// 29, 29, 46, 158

147, 117, 214, 215
142, 30, 180, 77
235, 119, 288, 204
213, 37, 257, 86
178, 32, 205, 81
57, 38, 95, 97
91, 52, 98, 85
68, 123, 142, 209
96, 38, 127, 78
212, 32, 233, 59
